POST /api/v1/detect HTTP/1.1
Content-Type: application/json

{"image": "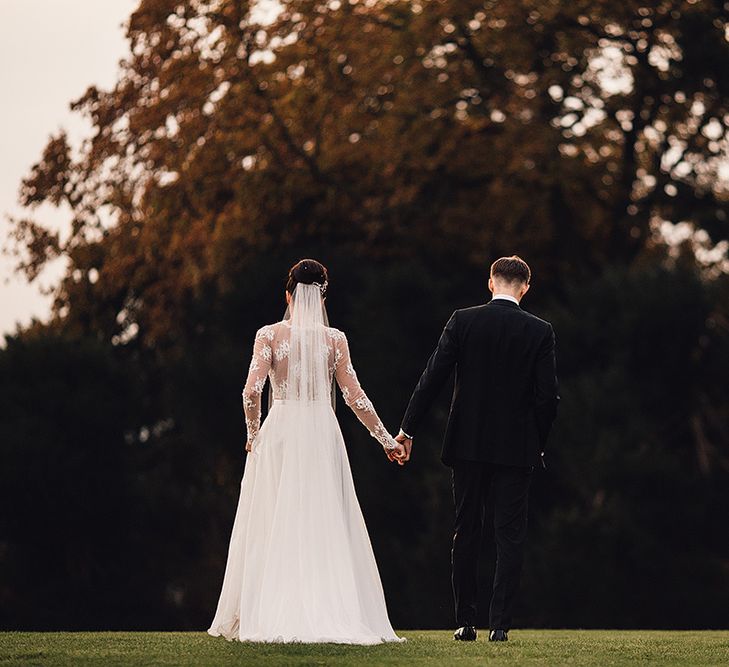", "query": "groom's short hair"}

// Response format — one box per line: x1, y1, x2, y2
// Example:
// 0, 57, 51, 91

491, 256, 531, 285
